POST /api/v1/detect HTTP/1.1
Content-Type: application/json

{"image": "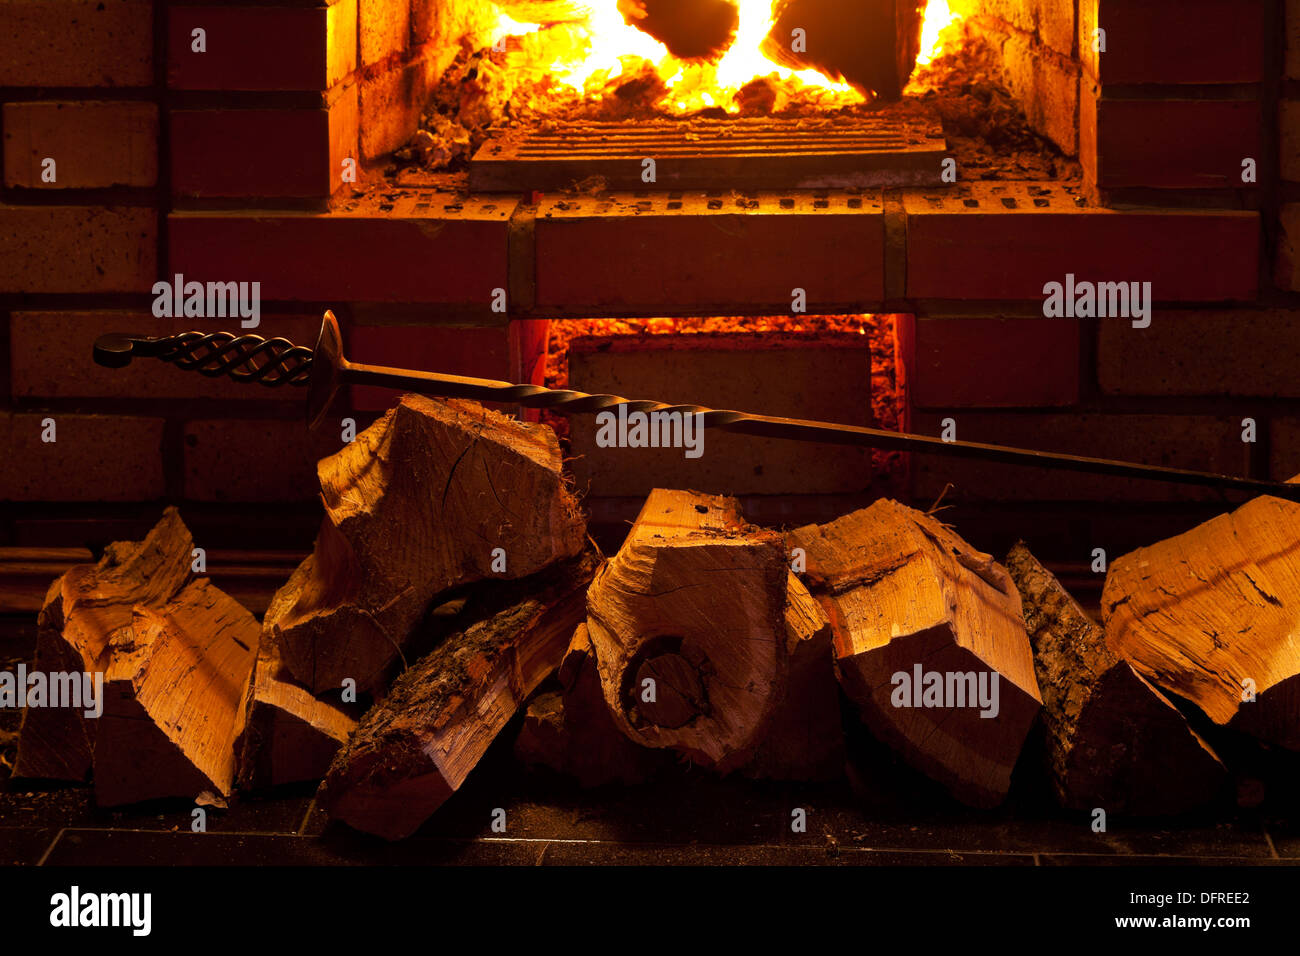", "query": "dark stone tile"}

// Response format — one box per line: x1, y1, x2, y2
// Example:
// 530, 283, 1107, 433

539, 841, 1036, 866
0, 826, 57, 865
1039, 854, 1294, 867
